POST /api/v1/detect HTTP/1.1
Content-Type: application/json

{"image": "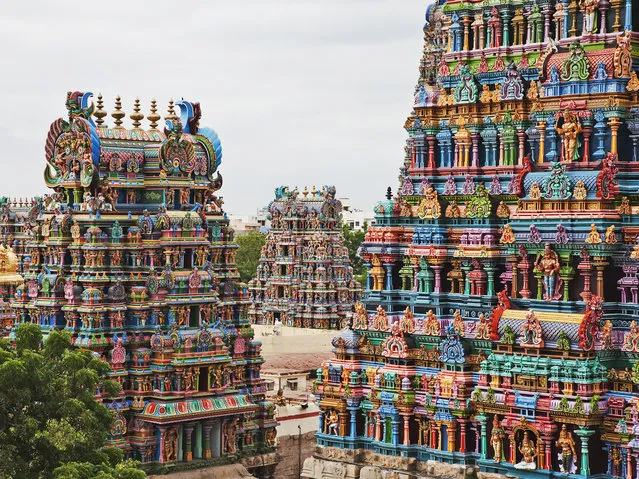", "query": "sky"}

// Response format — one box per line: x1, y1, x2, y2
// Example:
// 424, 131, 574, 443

0, 0, 426, 215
